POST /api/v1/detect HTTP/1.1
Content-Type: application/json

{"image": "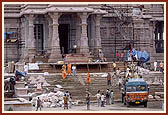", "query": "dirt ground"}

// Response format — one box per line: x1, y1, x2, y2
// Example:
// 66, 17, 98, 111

32, 101, 164, 112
